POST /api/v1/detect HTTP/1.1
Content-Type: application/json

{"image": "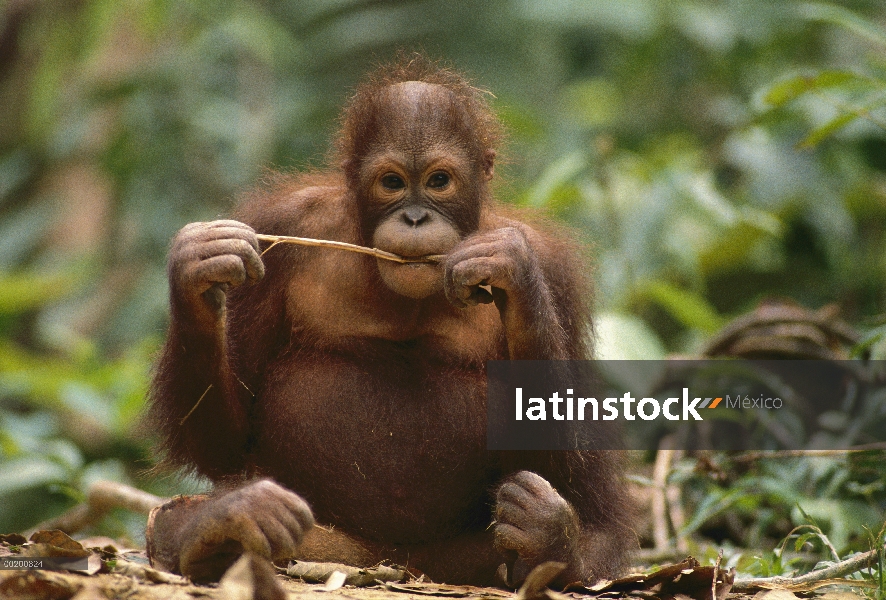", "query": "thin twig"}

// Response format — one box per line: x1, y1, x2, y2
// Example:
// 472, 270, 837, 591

729, 446, 886, 464
779, 524, 839, 563
179, 384, 212, 425
812, 90, 886, 133
26, 481, 165, 536
651, 448, 672, 550
732, 543, 884, 592
256, 234, 444, 264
